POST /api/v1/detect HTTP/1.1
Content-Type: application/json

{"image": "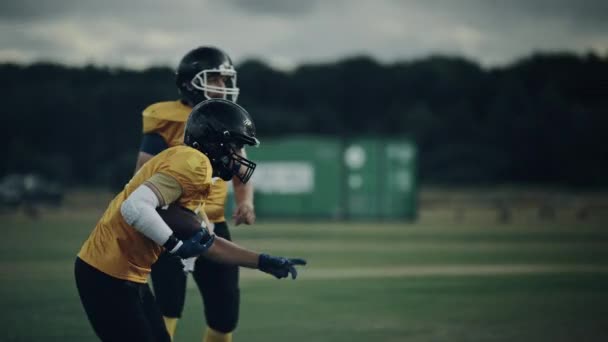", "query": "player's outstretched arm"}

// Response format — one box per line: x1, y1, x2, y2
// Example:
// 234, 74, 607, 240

119, 175, 299, 272
258, 253, 307, 280
204, 237, 307, 279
